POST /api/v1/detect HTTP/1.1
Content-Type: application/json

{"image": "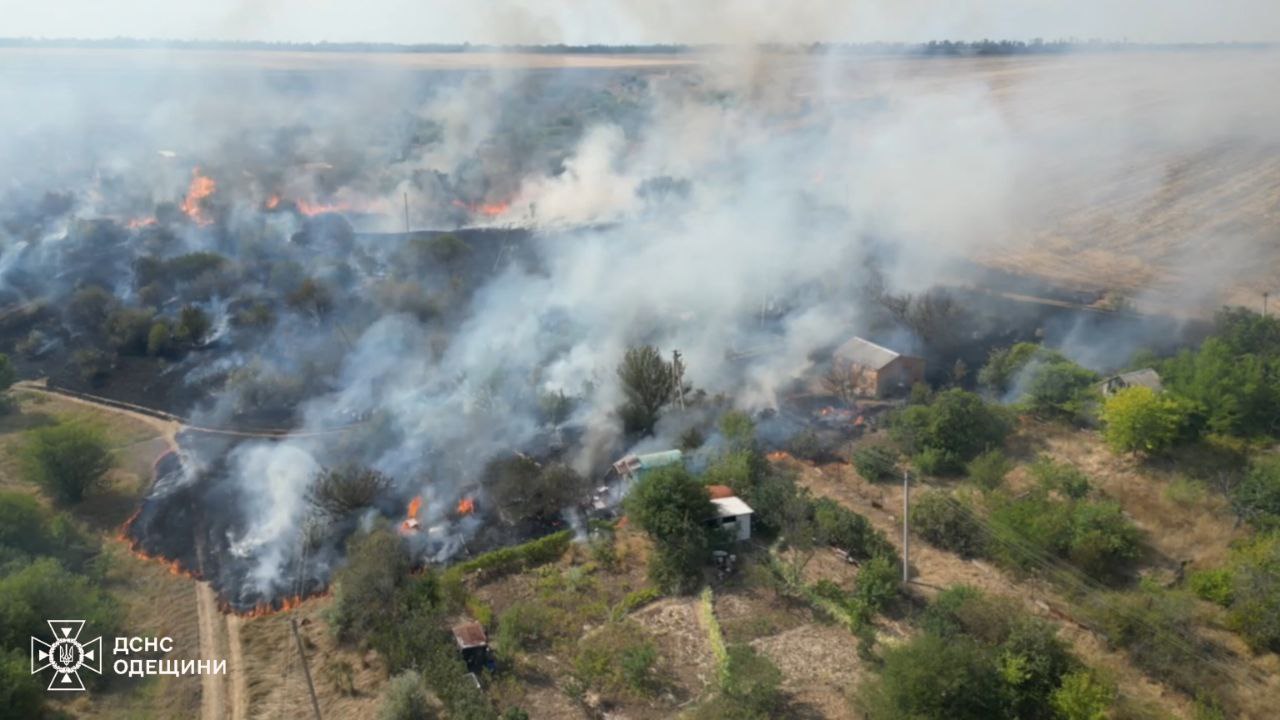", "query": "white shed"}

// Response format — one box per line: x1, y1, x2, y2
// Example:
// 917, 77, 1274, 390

711, 496, 754, 542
